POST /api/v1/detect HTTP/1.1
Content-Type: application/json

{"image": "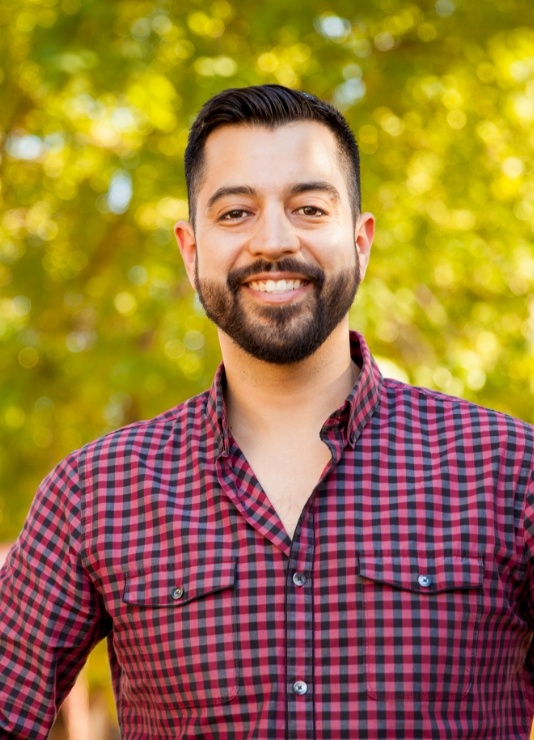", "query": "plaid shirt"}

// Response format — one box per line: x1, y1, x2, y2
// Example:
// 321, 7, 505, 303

2, 332, 534, 739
